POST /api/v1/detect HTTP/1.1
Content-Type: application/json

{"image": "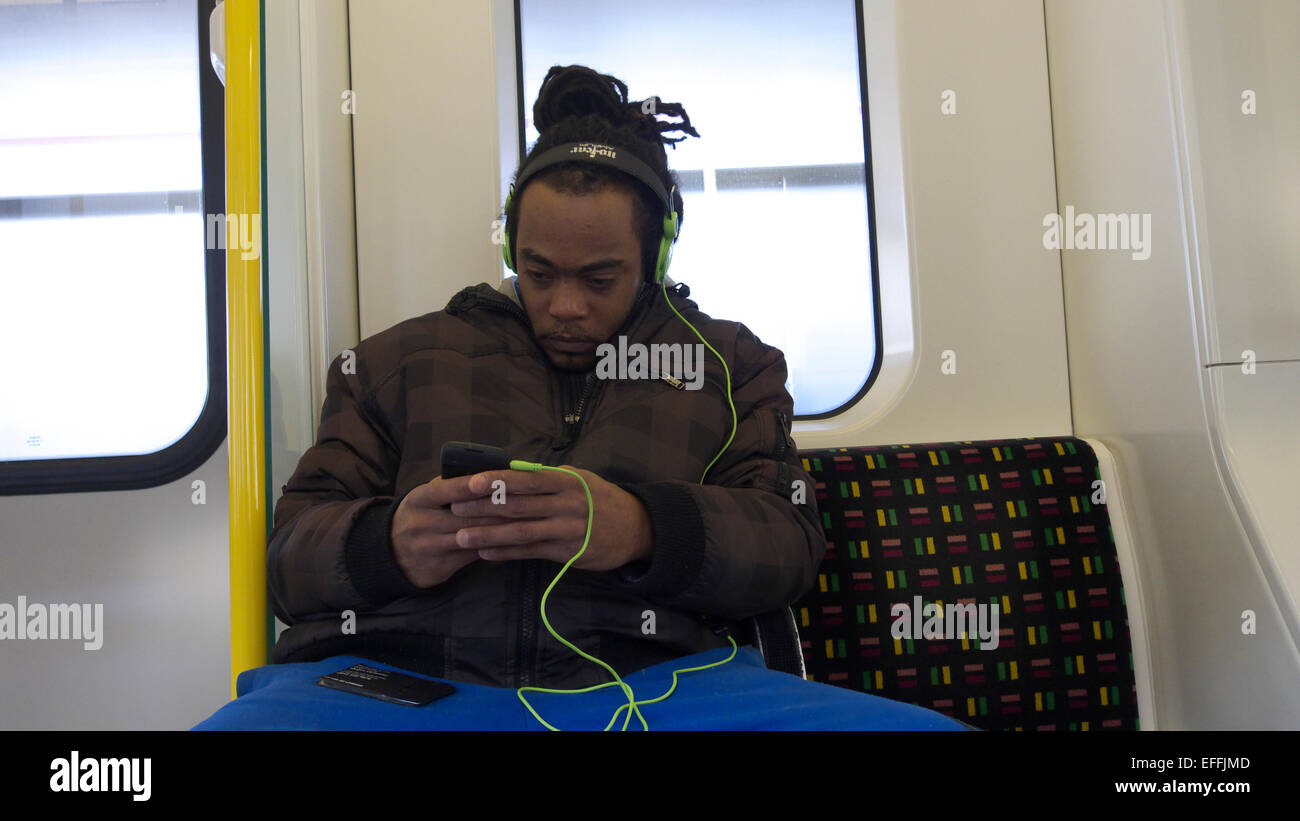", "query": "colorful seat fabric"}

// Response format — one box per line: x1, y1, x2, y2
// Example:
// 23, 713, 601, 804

793, 437, 1138, 730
